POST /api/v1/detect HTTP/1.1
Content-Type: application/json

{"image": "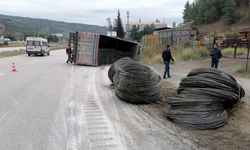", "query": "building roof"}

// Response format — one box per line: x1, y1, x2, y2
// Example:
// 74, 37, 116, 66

26, 37, 47, 42
154, 27, 172, 31
129, 22, 164, 25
